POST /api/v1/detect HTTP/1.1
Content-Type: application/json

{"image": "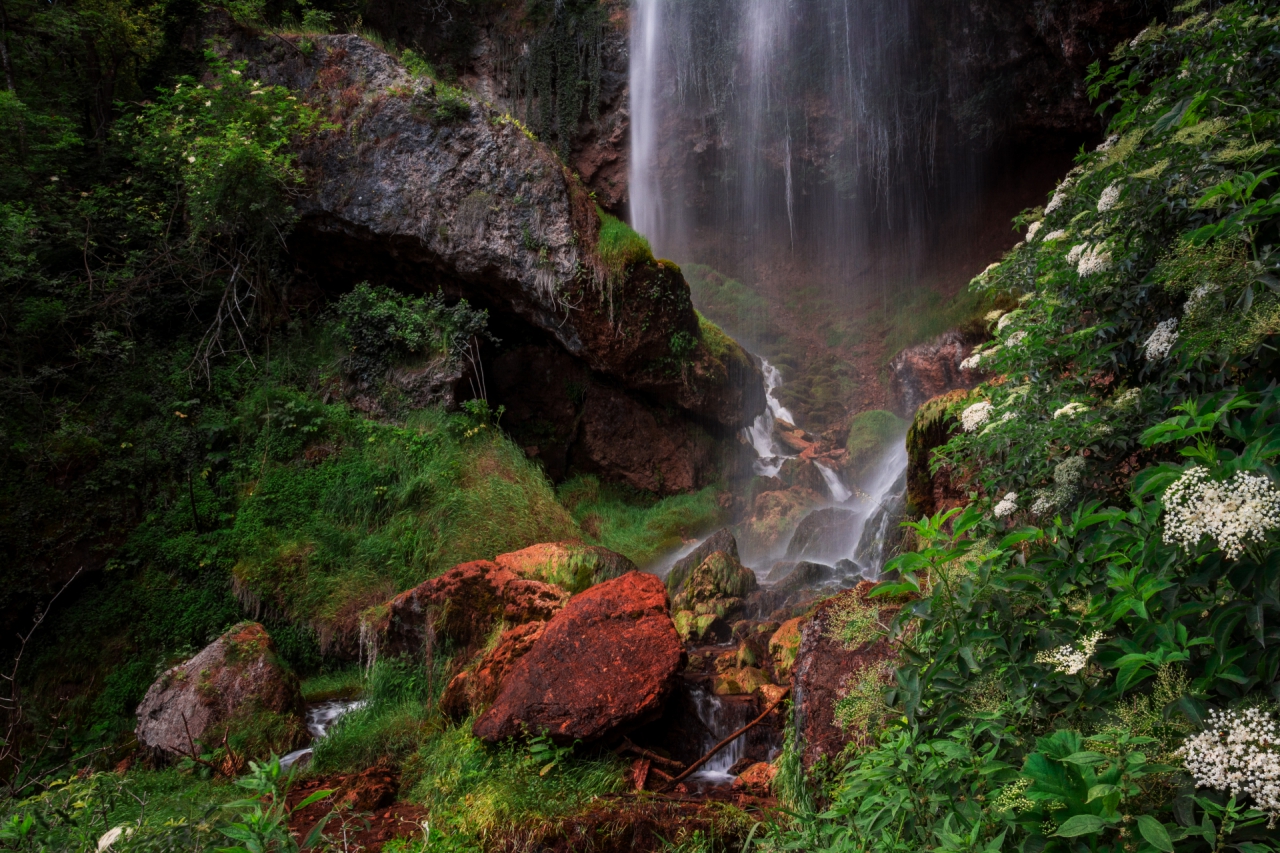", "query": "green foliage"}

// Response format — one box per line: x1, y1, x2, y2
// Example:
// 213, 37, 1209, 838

330, 282, 491, 383
511, 0, 608, 158
777, 6, 1280, 853
596, 207, 654, 283
219, 757, 336, 853
557, 475, 725, 567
